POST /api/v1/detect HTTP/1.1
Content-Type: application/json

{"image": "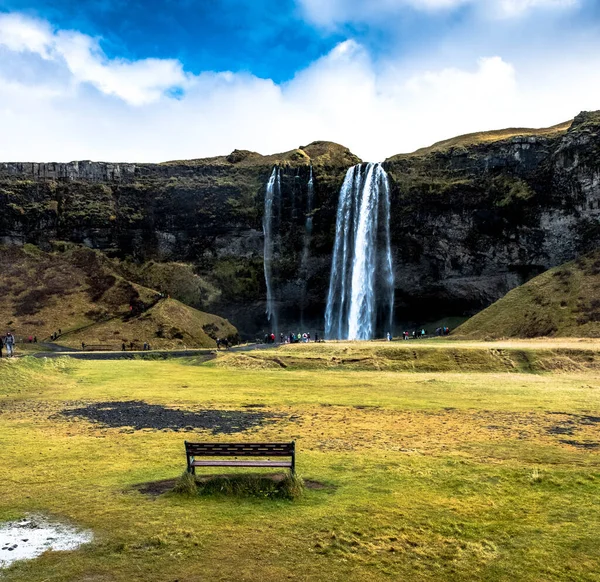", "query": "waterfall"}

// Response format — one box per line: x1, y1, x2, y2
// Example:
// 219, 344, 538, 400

324, 163, 394, 340
299, 165, 314, 324
263, 166, 280, 333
